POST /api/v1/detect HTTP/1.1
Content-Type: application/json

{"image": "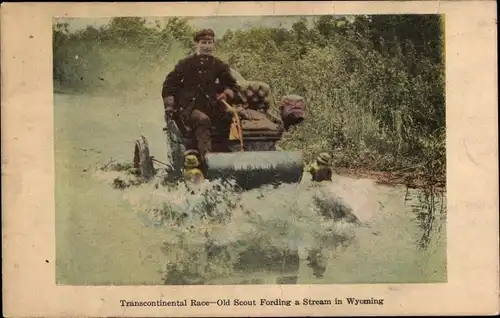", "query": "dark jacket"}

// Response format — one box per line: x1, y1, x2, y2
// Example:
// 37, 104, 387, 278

162, 54, 239, 115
